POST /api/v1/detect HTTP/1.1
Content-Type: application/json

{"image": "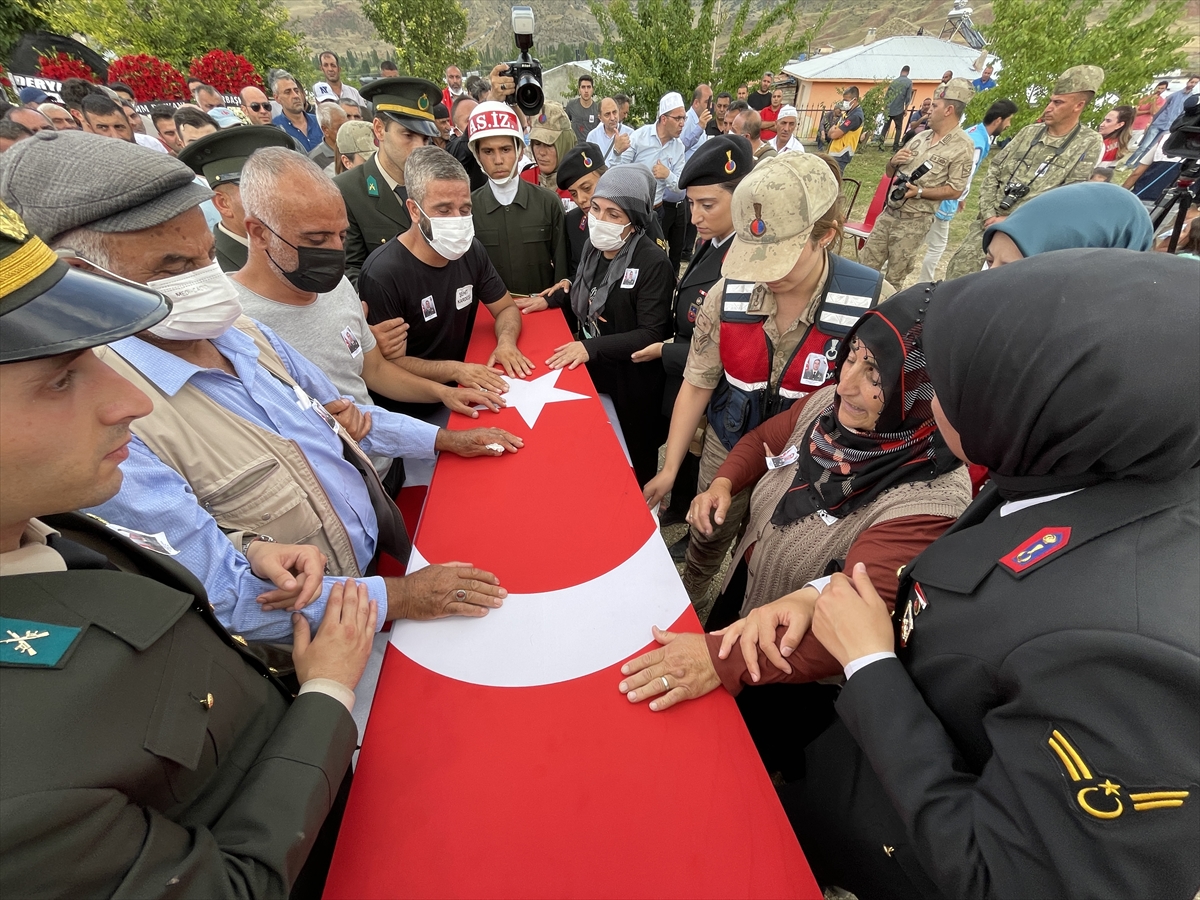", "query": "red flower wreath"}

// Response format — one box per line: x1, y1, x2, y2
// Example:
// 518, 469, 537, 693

36, 52, 99, 84
107, 54, 188, 102
188, 49, 264, 96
